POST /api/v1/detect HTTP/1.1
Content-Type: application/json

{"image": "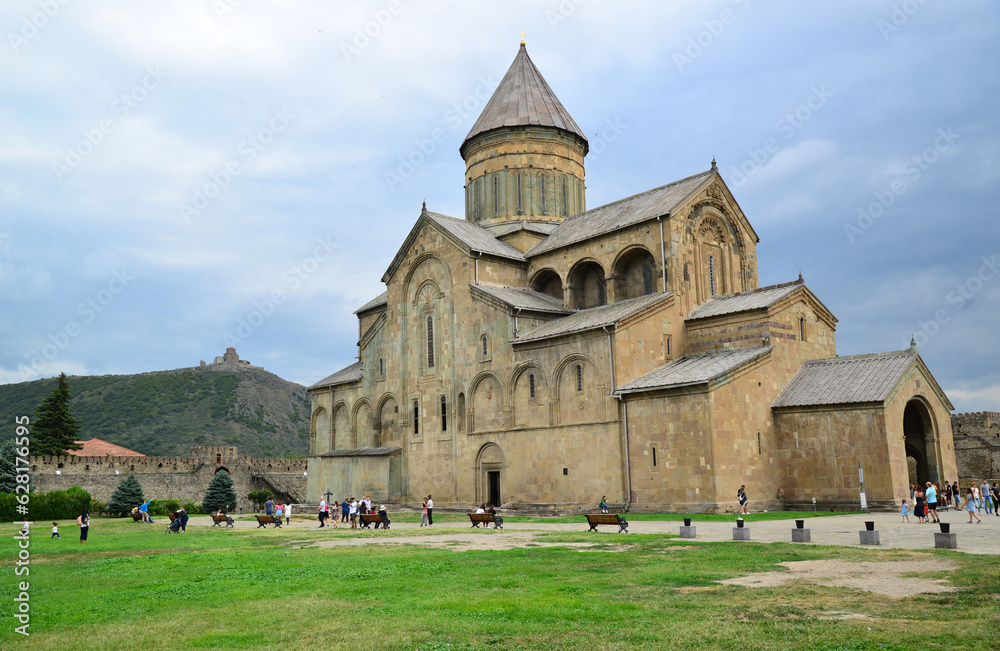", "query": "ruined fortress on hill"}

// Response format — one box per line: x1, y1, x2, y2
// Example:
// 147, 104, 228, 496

30, 446, 306, 509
